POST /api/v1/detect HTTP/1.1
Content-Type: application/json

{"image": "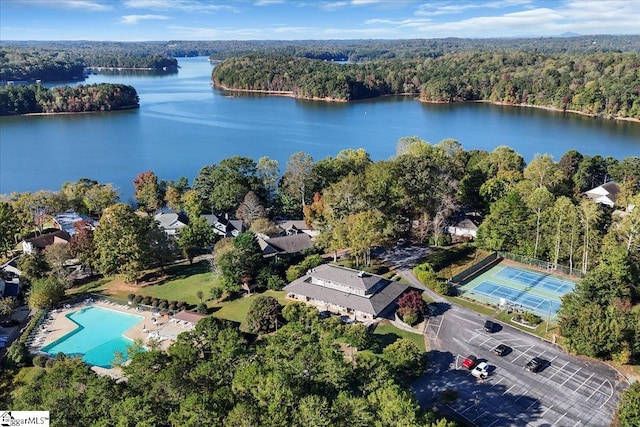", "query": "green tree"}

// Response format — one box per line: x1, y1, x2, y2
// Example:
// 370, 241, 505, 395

616, 379, 640, 427
28, 276, 65, 309
282, 152, 315, 210
17, 252, 49, 281
216, 232, 264, 291
177, 216, 216, 263
0, 201, 20, 256
235, 191, 265, 226
0, 297, 17, 321
382, 338, 425, 378
94, 203, 151, 283
133, 170, 163, 213
242, 296, 282, 334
